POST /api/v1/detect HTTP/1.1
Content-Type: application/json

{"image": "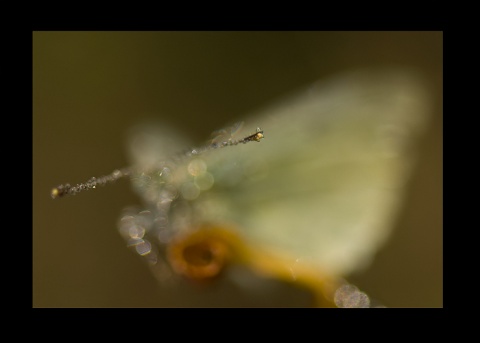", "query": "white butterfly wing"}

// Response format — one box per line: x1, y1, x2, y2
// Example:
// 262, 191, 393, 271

194, 69, 432, 276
